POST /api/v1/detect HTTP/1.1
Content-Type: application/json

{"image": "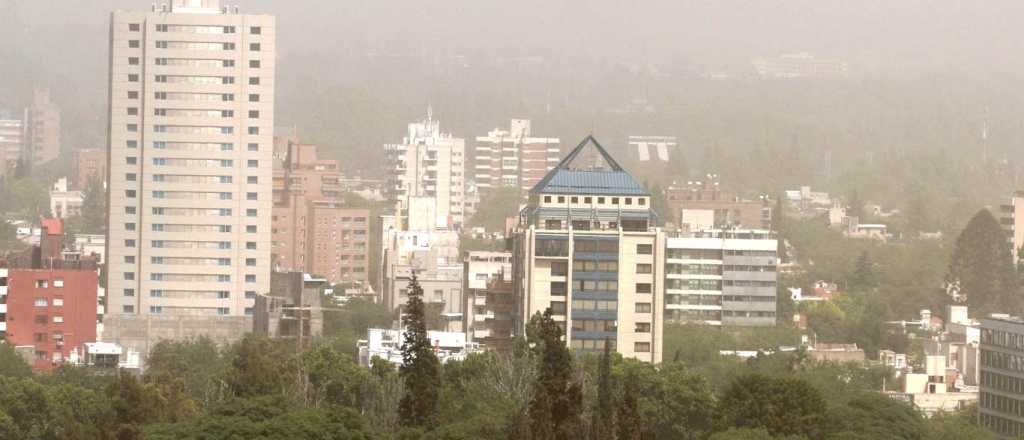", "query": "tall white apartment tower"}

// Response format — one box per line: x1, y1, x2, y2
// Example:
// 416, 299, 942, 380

106, 0, 274, 321
385, 110, 466, 230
